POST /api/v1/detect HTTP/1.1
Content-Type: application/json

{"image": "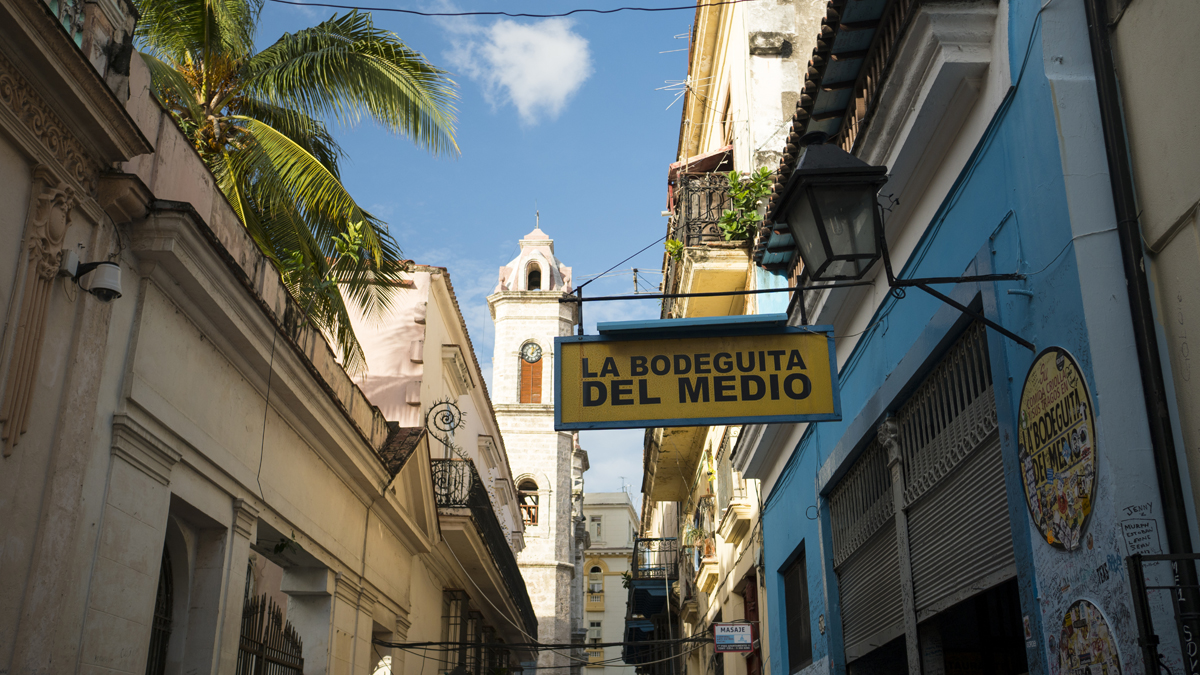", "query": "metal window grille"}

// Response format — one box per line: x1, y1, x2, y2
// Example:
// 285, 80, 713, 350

829, 323, 995, 565
828, 438, 893, 566
145, 548, 173, 675
895, 322, 996, 506
465, 611, 482, 675
443, 590, 468, 675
